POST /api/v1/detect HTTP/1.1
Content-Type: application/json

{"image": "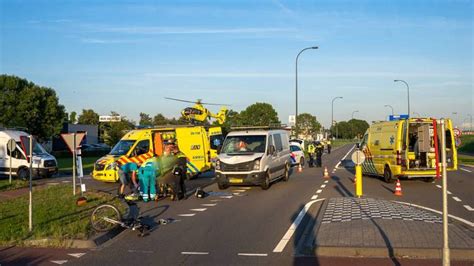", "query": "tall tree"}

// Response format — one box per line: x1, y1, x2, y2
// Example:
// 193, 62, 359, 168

69, 111, 77, 124
78, 109, 99, 125
0, 75, 66, 141
153, 113, 168, 125
294, 113, 321, 139
139, 112, 153, 126
239, 102, 280, 126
